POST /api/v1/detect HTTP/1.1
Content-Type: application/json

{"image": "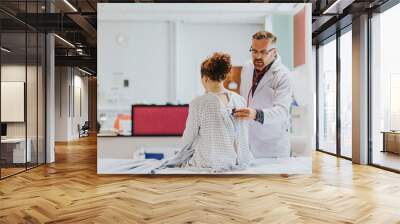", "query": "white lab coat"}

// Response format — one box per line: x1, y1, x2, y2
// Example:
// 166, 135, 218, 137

240, 55, 292, 158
